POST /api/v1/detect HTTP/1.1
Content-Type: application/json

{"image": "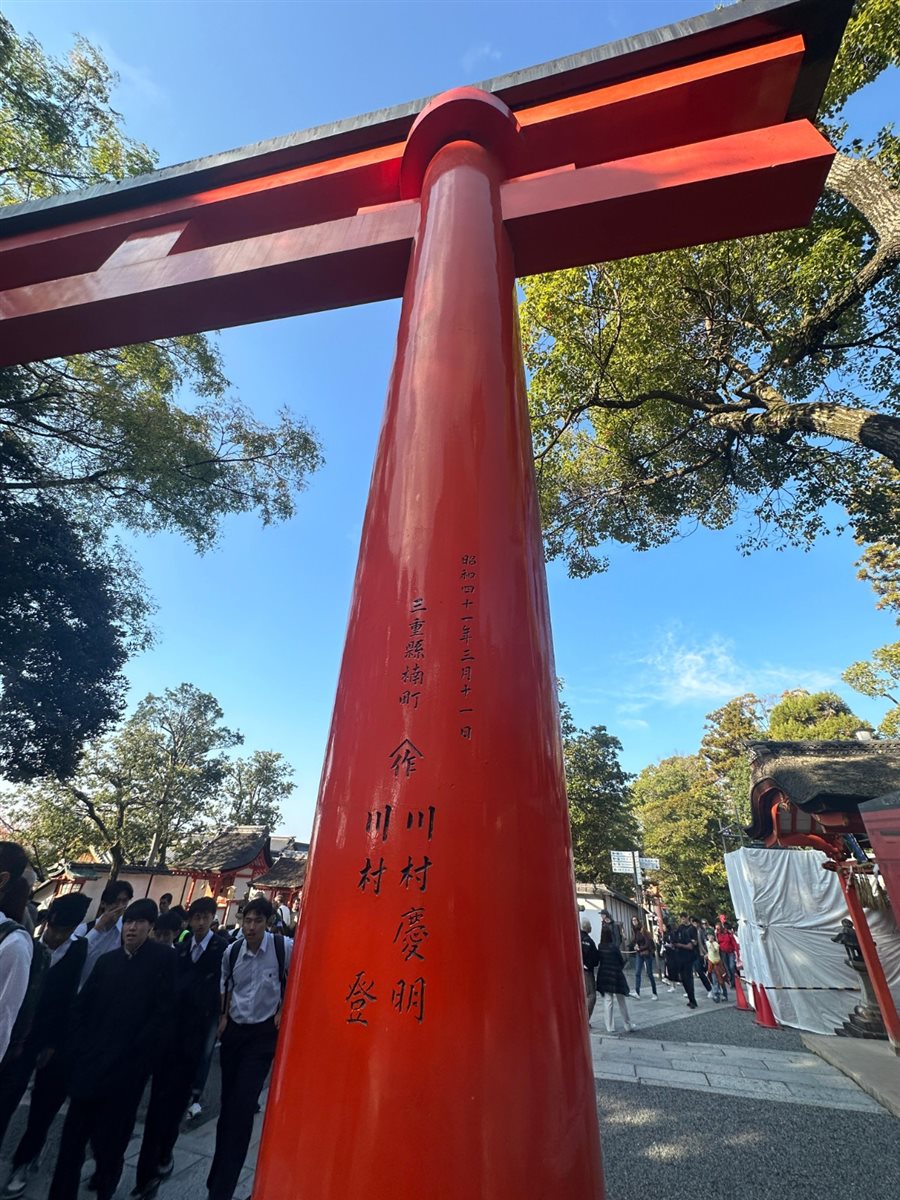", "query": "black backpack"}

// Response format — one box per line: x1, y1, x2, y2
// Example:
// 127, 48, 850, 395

0, 921, 50, 1062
